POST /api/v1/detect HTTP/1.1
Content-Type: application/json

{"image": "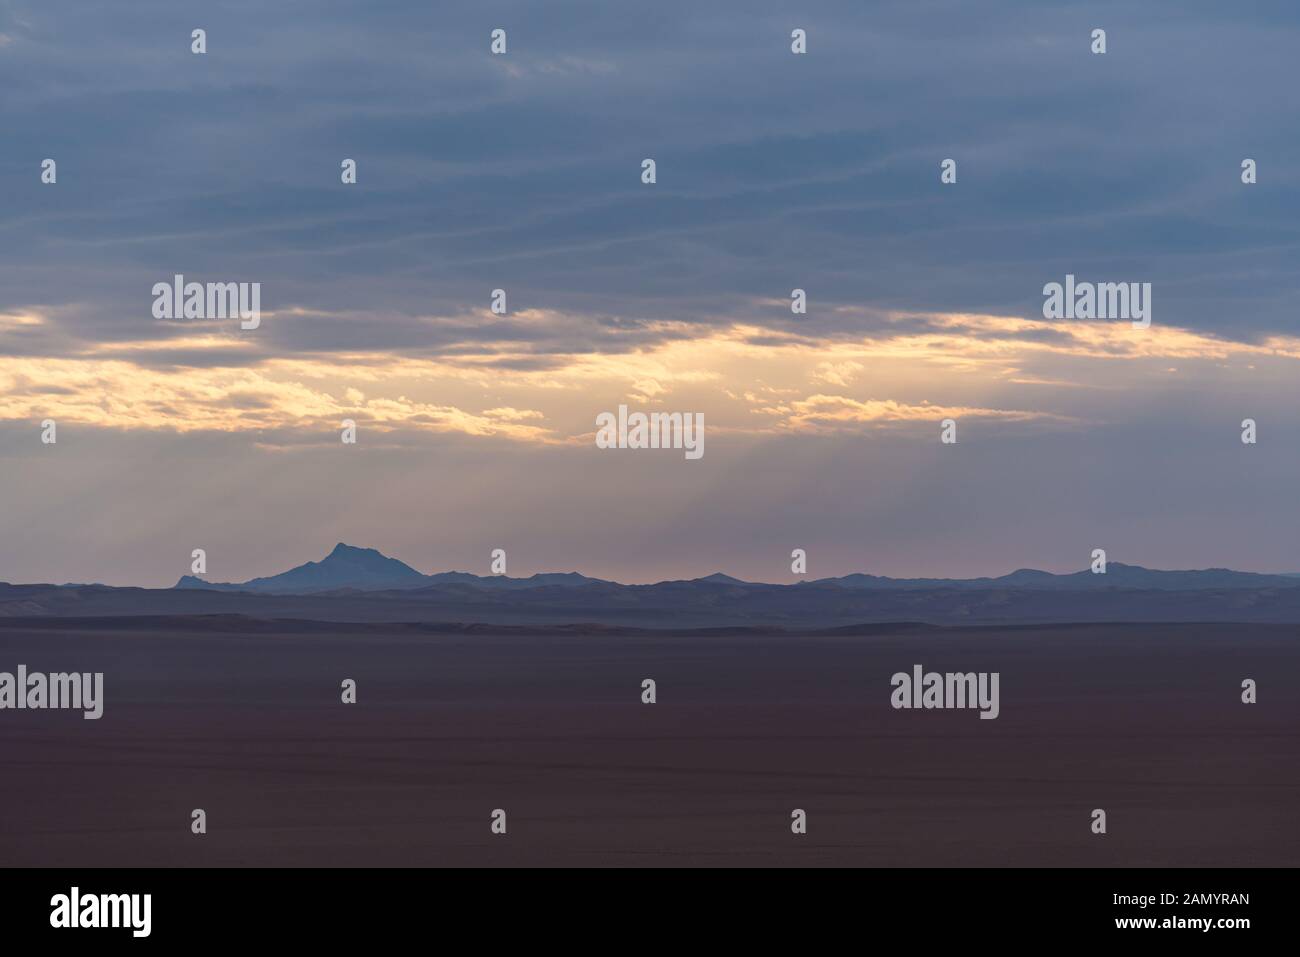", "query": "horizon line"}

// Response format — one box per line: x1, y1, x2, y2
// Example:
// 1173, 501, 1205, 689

12, 541, 1299, 591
